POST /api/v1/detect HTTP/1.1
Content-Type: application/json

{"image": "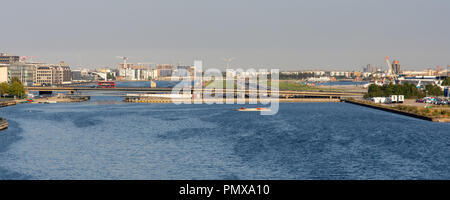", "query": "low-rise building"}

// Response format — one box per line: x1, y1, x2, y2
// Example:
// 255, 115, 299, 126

34, 66, 53, 86
0, 53, 20, 64
33, 61, 72, 86
55, 62, 72, 84
0, 64, 8, 83
71, 70, 83, 81
156, 64, 173, 77
7, 63, 36, 86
